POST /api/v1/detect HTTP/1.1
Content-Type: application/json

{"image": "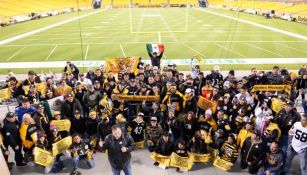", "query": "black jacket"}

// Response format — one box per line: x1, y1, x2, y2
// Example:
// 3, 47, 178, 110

102, 133, 135, 170
155, 137, 173, 156
97, 120, 113, 141
276, 109, 301, 135
70, 117, 86, 136
61, 99, 83, 119
148, 52, 163, 68
241, 137, 265, 174
2, 118, 22, 148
